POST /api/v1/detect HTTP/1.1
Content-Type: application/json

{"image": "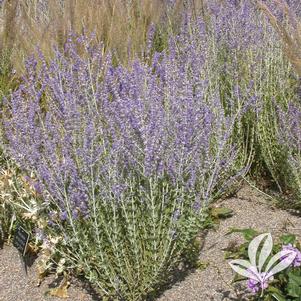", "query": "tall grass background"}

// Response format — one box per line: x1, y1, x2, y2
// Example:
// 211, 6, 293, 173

0, 0, 205, 75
